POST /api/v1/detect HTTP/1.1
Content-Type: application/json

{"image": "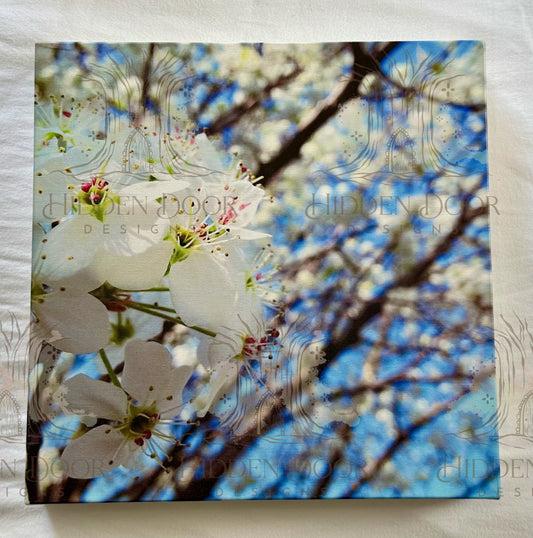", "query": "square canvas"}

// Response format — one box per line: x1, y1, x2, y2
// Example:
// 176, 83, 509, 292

27, 41, 499, 502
